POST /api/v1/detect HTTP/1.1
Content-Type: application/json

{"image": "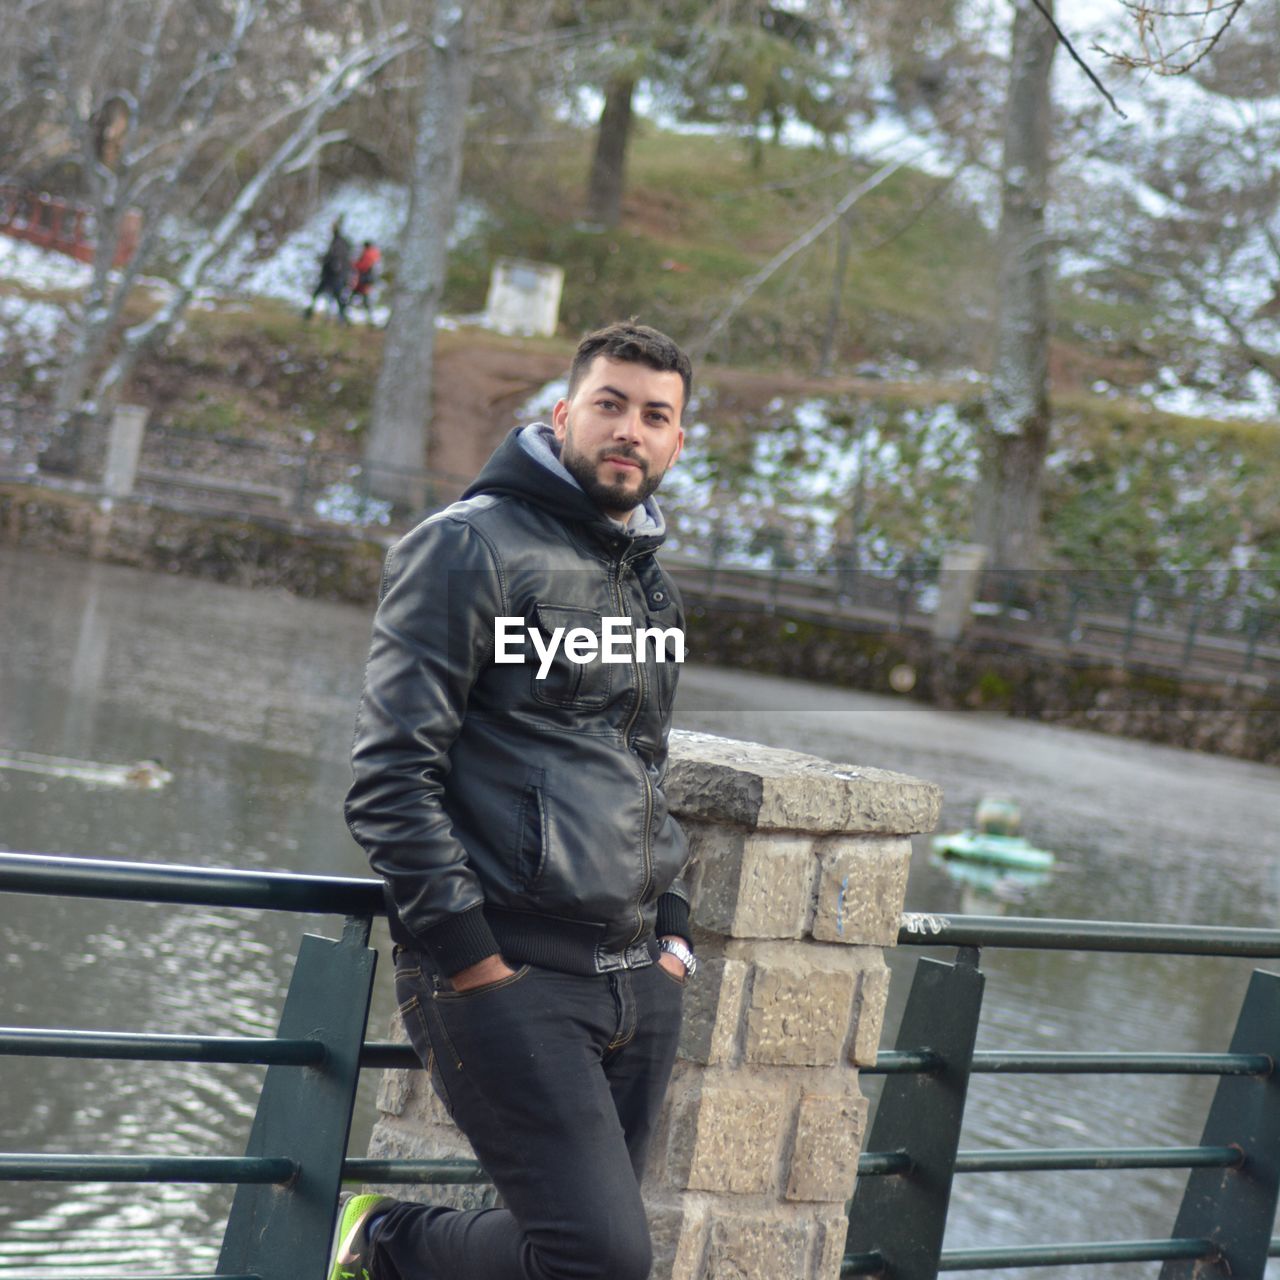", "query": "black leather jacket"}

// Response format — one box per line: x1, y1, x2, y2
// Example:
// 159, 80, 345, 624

345, 426, 690, 977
